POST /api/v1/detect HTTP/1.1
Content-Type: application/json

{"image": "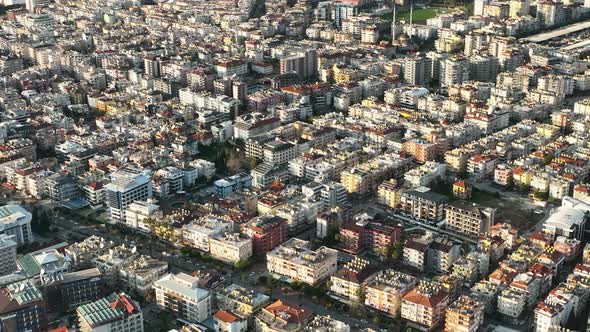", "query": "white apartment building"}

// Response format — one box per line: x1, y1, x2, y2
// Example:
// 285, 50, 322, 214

118, 256, 168, 296
92, 244, 139, 278
209, 233, 253, 263
0, 205, 32, 246
303, 315, 350, 332
404, 162, 446, 188
125, 200, 162, 233
266, 238, 338, 286
181, 216, 234, 252
534, 289, 576, 332
497, 288, 527, 318
105, 167, 152, 224
154, 273, 212, 323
